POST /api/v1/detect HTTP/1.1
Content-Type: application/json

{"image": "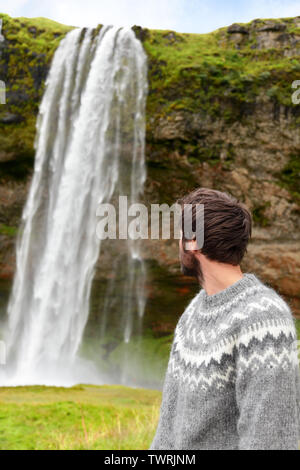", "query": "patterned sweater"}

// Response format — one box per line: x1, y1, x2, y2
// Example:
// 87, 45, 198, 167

149, 273, 300, 450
